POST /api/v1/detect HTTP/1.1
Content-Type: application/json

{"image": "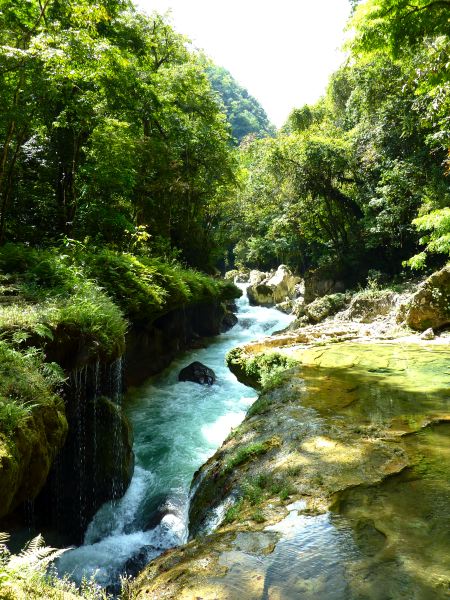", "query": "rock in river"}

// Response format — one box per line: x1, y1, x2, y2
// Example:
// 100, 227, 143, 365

178, 361, 216, 385
247, 265, 301, 307
400, 264, 450, 331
